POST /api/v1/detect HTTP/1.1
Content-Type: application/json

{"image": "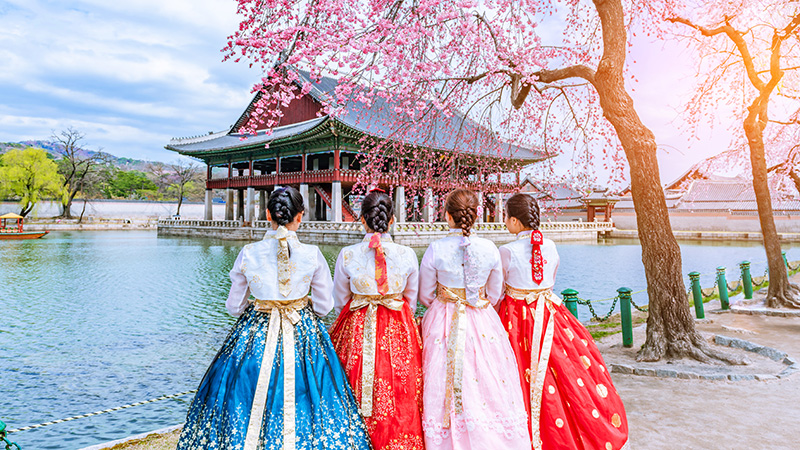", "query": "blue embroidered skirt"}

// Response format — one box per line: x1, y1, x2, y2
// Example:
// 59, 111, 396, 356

177, 306, 373, 450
